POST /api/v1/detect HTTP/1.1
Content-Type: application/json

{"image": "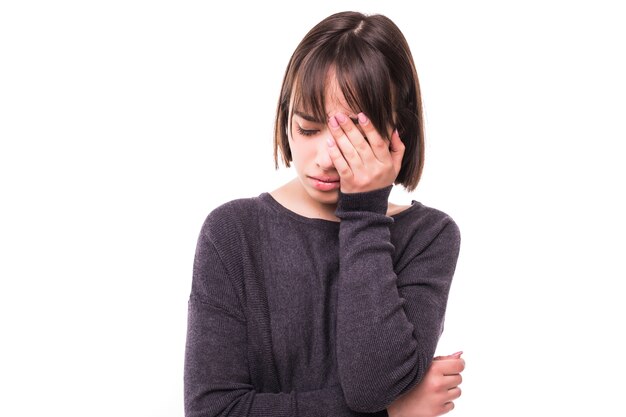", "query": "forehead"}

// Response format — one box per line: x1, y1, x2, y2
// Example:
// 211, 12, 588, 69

323, 69, 357, 116
324, 79, 356, 116
292, 73, 358, 122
